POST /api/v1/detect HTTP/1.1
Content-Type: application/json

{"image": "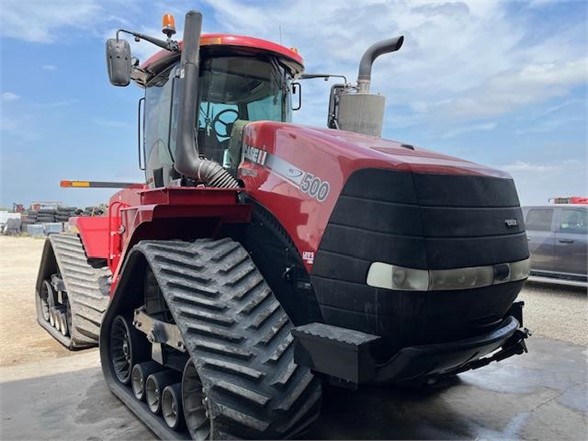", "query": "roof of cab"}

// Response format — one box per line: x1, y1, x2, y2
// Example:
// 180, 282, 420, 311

141, 33, 304, 73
